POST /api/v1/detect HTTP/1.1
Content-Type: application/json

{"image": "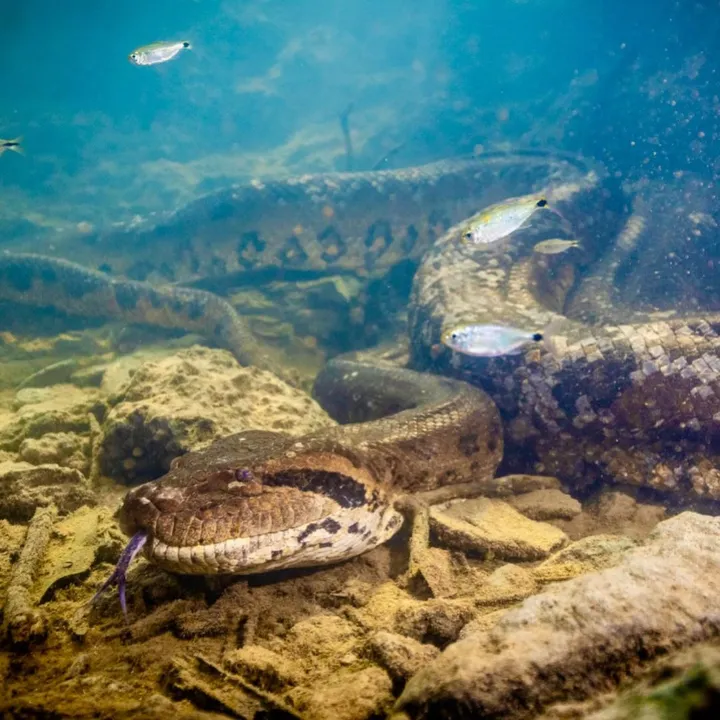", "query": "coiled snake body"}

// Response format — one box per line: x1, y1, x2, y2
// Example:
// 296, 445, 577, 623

2, 151, 719, 575
118, 359, 502, 574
